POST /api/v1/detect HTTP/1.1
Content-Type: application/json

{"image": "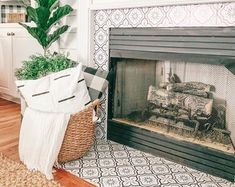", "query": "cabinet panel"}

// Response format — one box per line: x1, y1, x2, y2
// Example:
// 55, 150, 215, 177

0, 35, 12, 94
12, 37, 43, 69
12, 36, 43, 97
